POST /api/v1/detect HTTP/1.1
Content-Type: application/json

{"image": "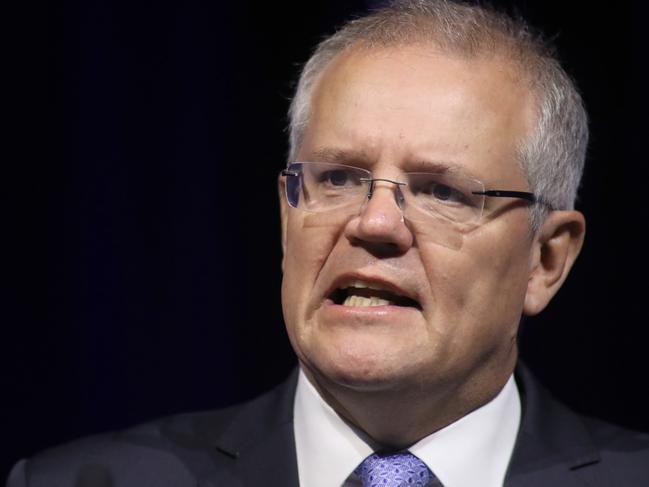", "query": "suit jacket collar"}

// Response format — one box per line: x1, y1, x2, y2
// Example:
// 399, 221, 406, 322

505, 364, 601, 486
208, 369, 300, 486
205, 365, 601, 486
